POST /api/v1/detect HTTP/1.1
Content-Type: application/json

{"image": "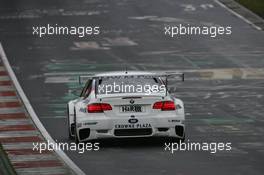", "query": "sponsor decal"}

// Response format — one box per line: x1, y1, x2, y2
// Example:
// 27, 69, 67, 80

168, 119, 180, 123
121, 105, 143, 112
115, 123, 151, 129
79, 107, 87, 113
